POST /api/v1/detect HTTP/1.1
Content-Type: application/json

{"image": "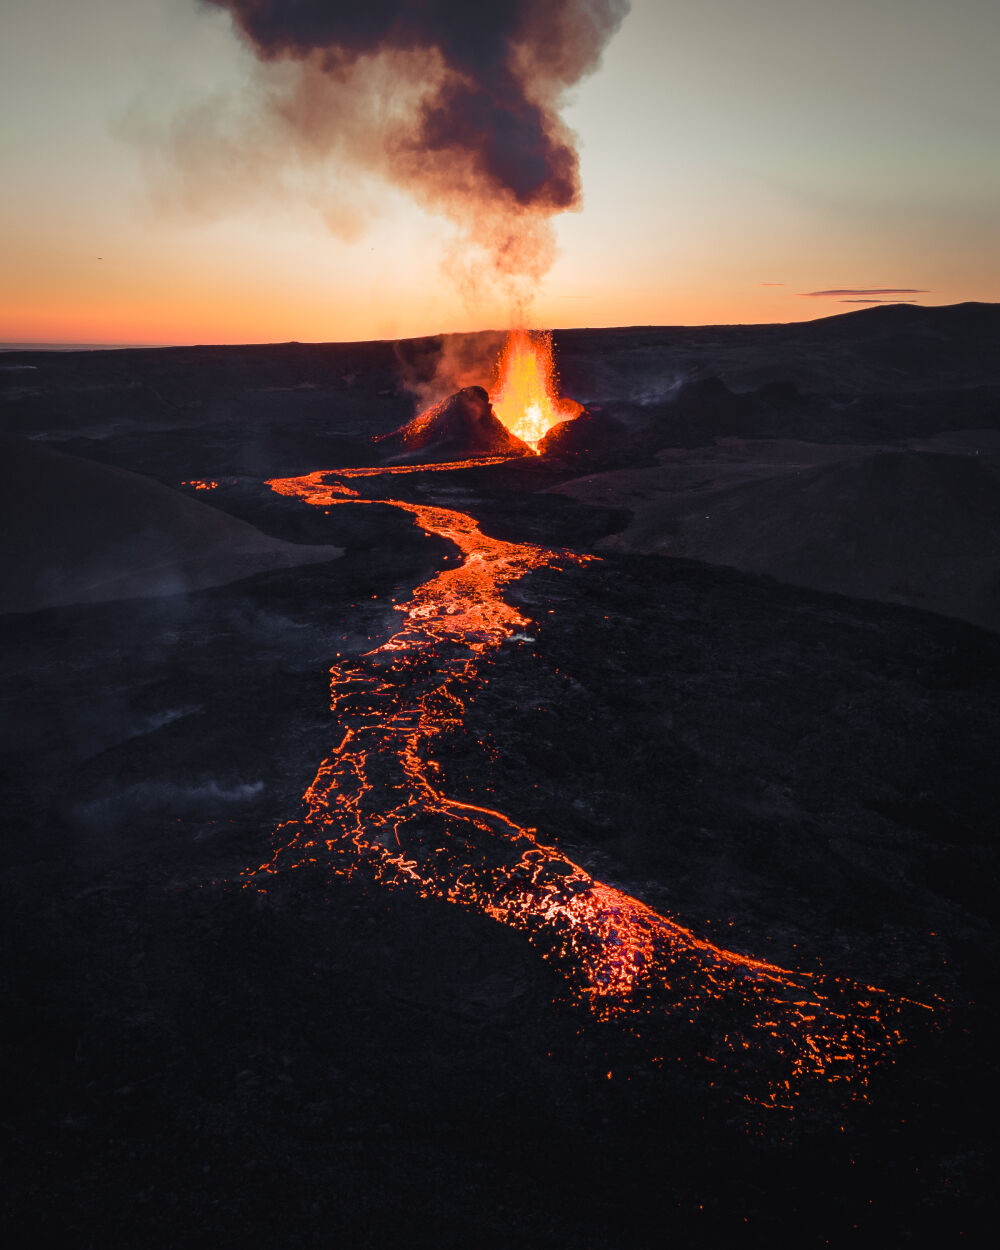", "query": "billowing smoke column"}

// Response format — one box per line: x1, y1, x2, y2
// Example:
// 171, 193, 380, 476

207, 0, 629, 298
